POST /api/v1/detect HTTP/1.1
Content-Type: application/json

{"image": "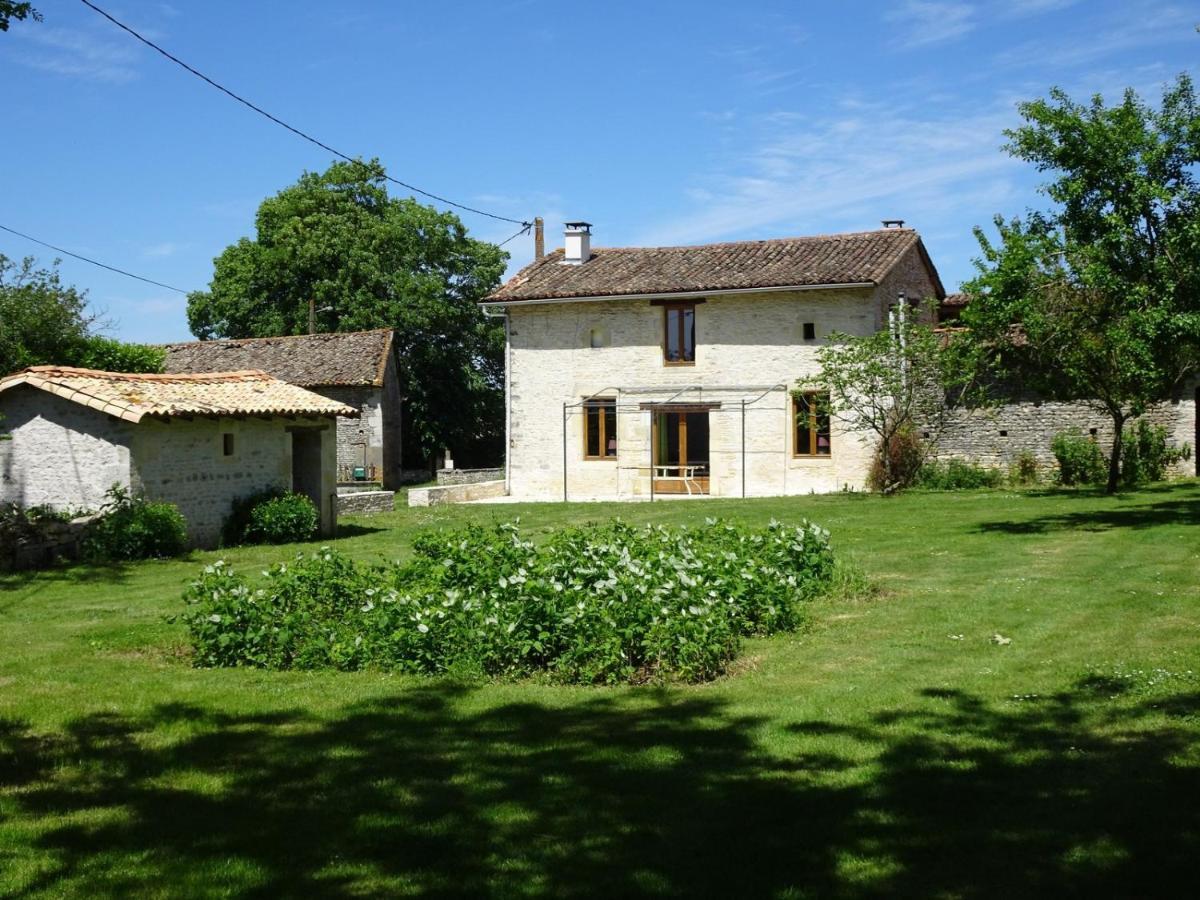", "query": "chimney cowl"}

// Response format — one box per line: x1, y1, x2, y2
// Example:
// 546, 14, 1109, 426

562, 221, 593, 265
881, 219, 905, 229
